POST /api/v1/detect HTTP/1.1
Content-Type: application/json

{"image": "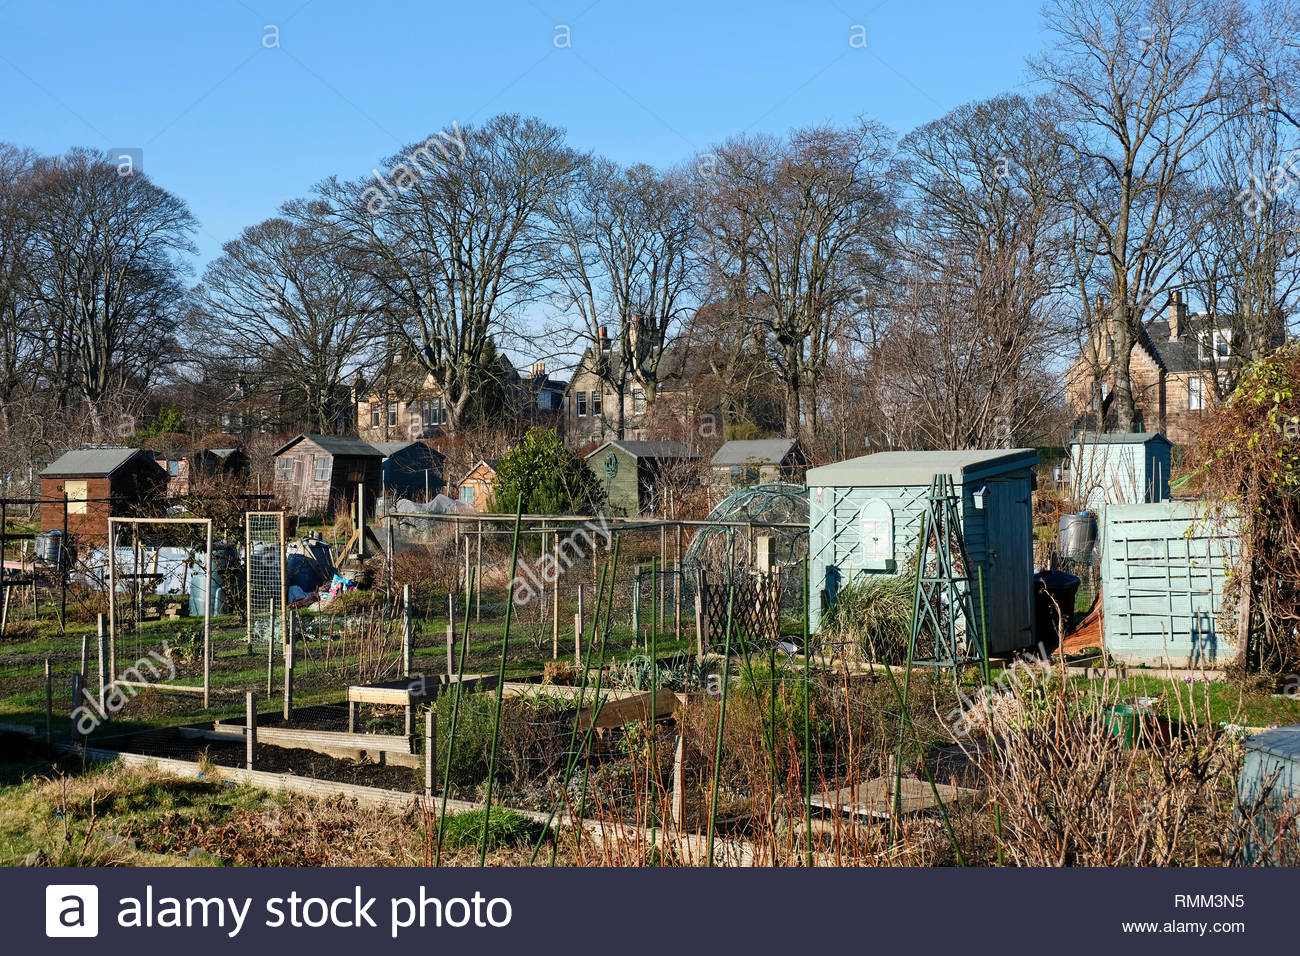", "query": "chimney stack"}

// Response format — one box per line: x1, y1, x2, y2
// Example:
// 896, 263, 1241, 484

598, 325, 609, 349
1168, 291, 1186, 340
